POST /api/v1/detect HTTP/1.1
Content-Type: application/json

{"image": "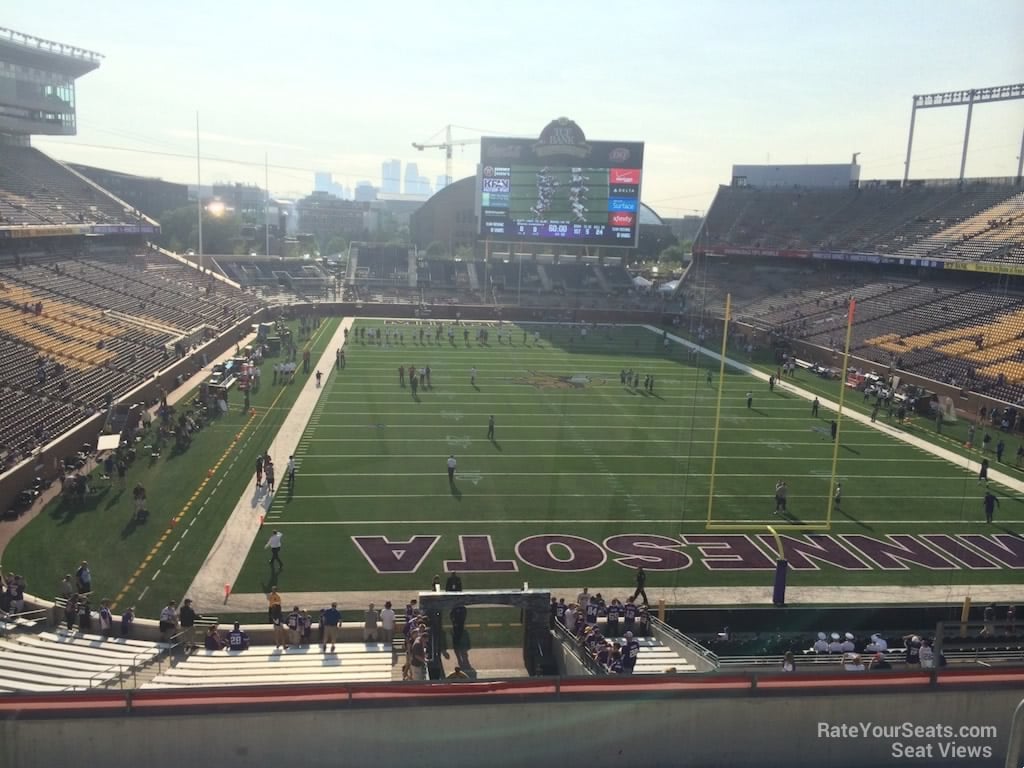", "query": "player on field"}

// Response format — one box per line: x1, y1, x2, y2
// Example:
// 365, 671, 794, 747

833, 482, 842, 510
774, 480, 787, 515
487, 415, 495, 441
978, 457, 989, 484
983, 490, 999, 523
746, 391, 753, 409
811, 397, 819, 417
398, 365, 405, 387
470, 367, 477, 386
